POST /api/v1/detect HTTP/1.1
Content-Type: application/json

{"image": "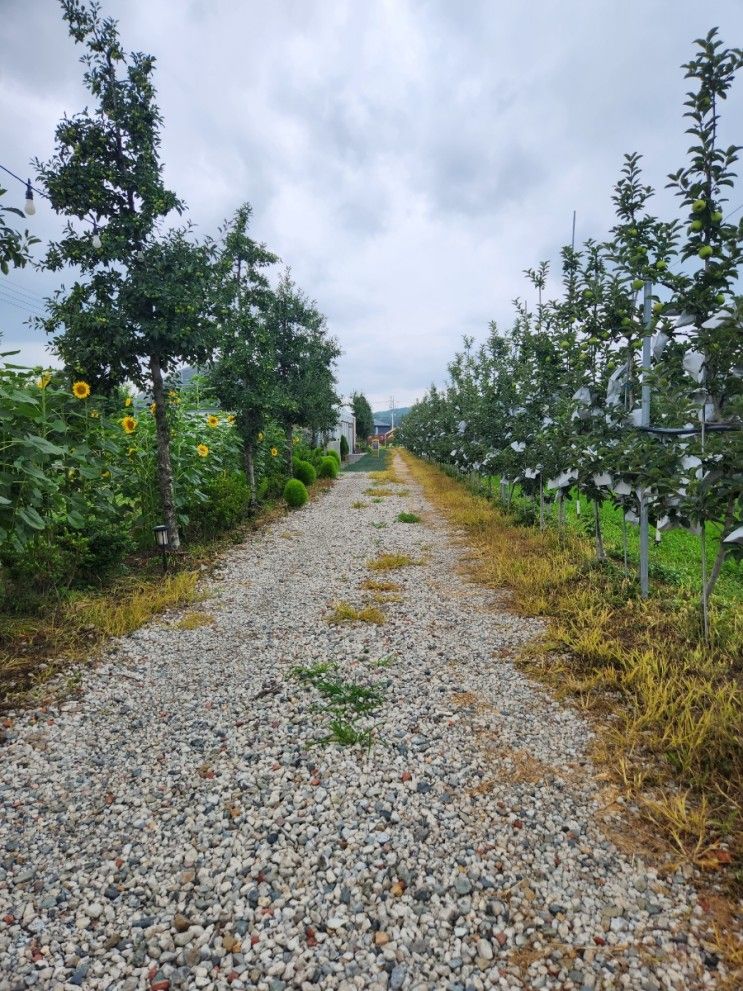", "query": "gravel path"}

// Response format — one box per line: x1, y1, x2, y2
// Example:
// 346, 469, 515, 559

0, 457, 724, 990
